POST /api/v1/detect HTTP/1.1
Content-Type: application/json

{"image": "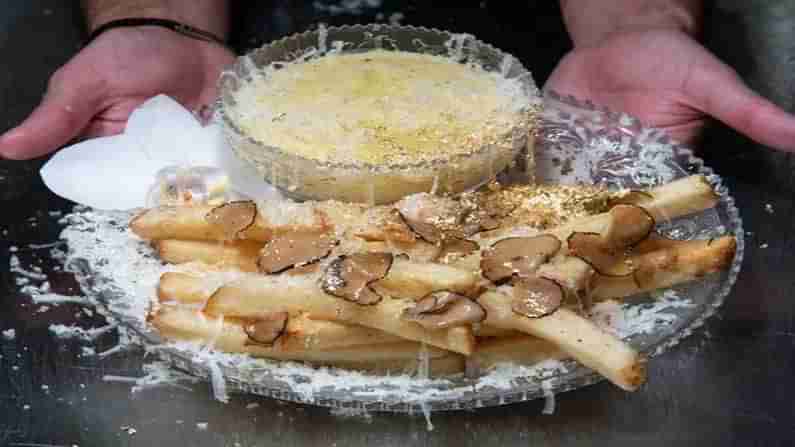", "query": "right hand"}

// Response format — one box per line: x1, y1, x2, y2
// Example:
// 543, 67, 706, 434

545, 29, 795, 151
0, 26, 236, 160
